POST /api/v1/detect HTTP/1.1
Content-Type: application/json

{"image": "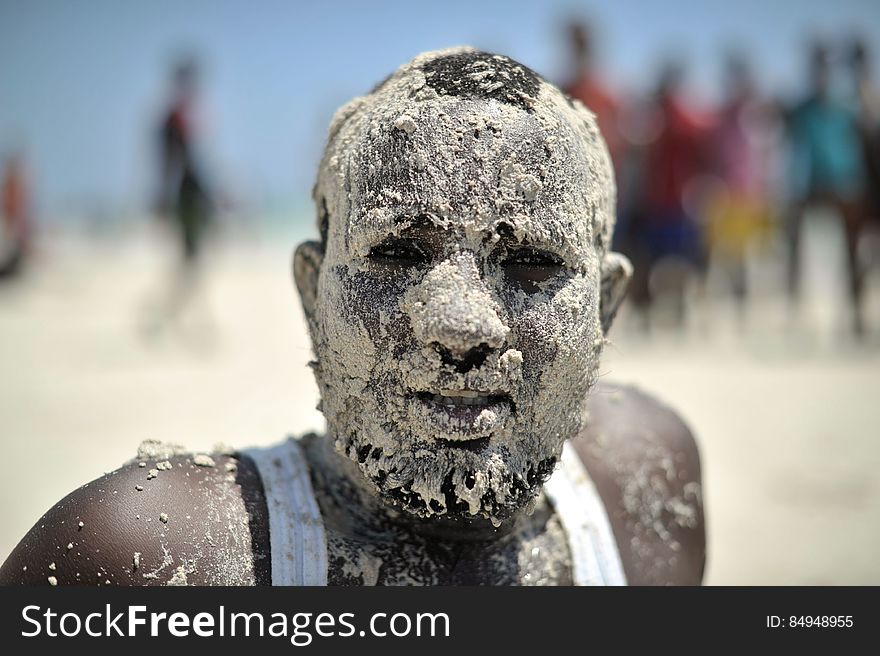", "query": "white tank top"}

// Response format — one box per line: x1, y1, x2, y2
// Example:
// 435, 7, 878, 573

244, 438, 626, 586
